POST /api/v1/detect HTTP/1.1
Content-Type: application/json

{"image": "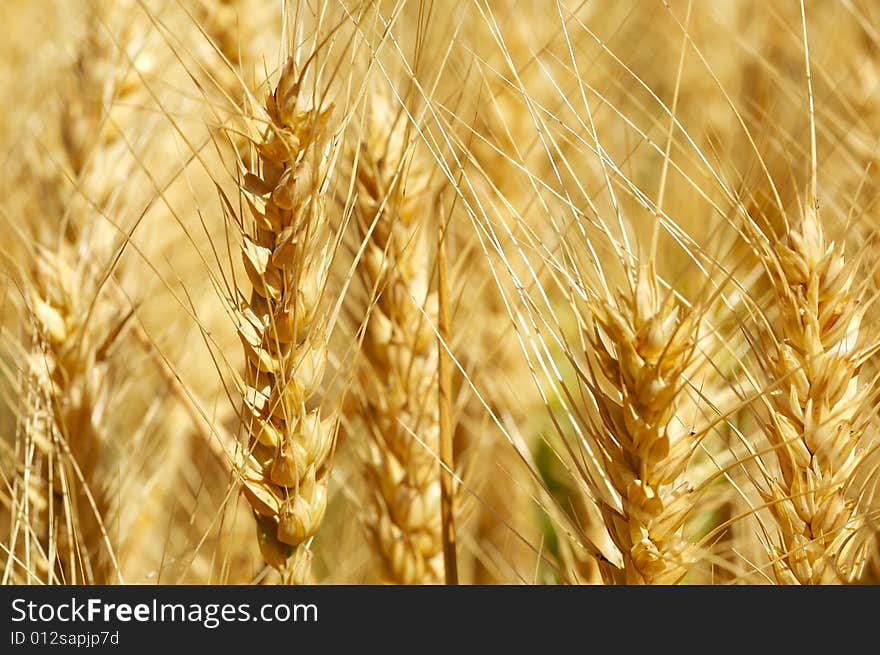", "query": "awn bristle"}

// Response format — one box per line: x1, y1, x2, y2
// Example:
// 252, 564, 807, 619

586, 263, 700, 584
354, 93, 443, 584
234, 57, 337, 582
193, 0, 255, 111
756, 206, 868, 584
